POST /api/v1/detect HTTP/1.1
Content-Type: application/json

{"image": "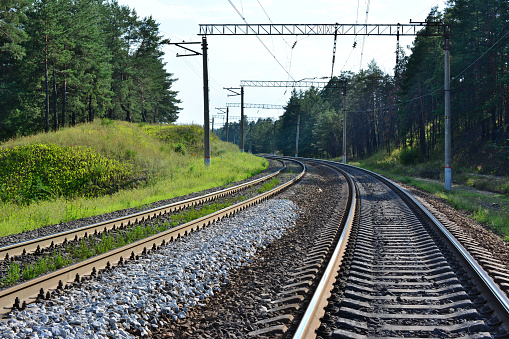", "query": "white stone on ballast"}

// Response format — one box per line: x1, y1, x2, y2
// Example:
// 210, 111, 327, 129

0, 199, 297, 338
